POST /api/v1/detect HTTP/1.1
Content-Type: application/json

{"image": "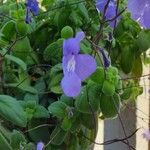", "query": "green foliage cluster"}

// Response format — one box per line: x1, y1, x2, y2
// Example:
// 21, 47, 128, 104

0, 0, 149, 149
